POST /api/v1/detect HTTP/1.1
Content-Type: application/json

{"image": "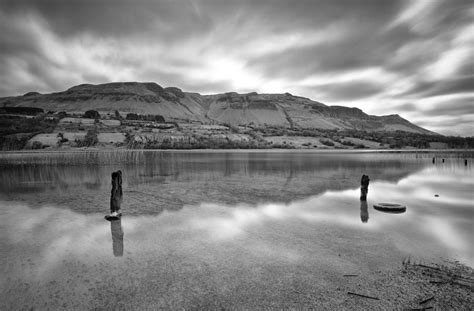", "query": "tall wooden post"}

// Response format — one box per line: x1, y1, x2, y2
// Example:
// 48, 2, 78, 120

110, 170, 123, 213
360, 174, 370, 201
